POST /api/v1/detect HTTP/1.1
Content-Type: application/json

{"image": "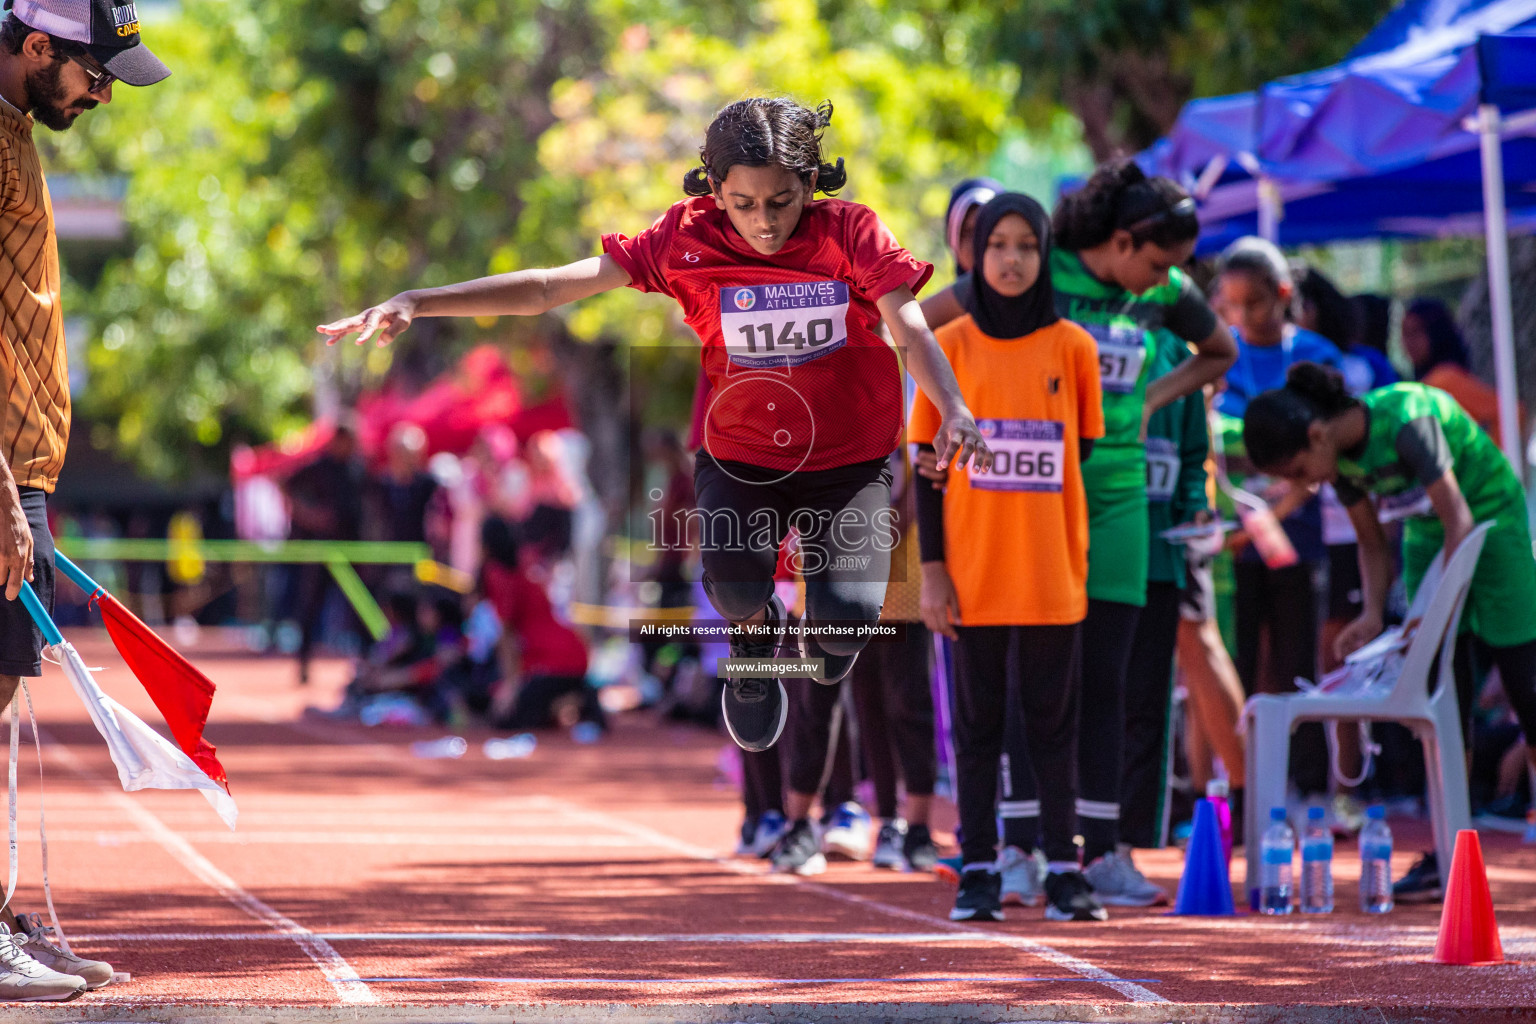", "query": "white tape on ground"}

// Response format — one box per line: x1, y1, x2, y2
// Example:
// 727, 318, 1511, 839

32, 727, 376, 1005
546, 798, 1167, 1004
64, 930, 1070, 944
